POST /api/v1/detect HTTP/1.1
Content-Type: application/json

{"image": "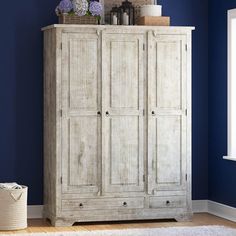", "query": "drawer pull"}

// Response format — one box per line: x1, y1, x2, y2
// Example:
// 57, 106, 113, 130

166, 200, 170, 206
79, 203, 83, 208
123, 202, 128, 207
